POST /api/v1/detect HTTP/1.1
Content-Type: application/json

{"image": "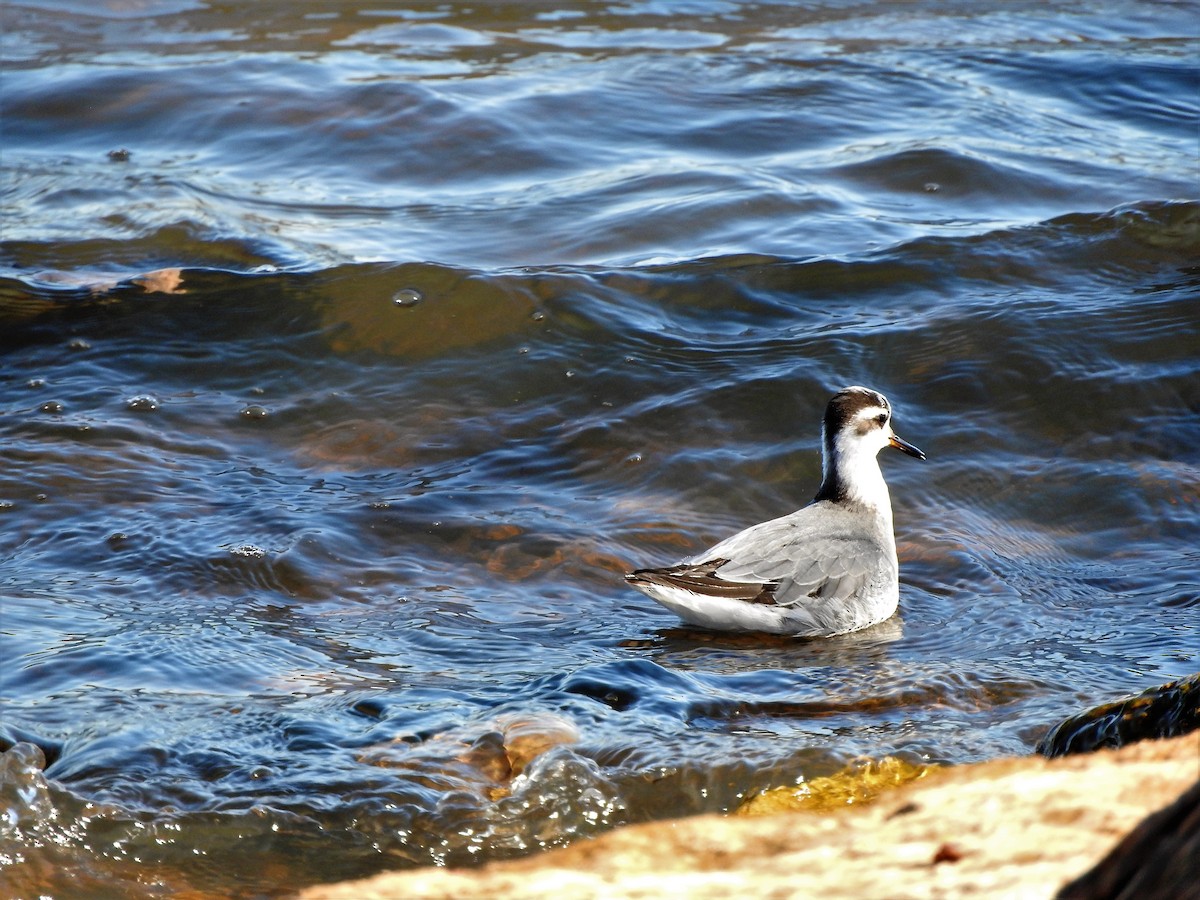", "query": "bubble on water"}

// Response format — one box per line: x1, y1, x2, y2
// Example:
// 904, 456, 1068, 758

240, 405, 270, 420
39, 400, 64, 414
26, 379, 45, 389
530, 310, 546, 322
393, 288, 423, 307
107, 148, 131, 162
67, 338, 91, 351
229, 545, 266, 558
924, 182, 940, 192
127, 396, 159, 412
